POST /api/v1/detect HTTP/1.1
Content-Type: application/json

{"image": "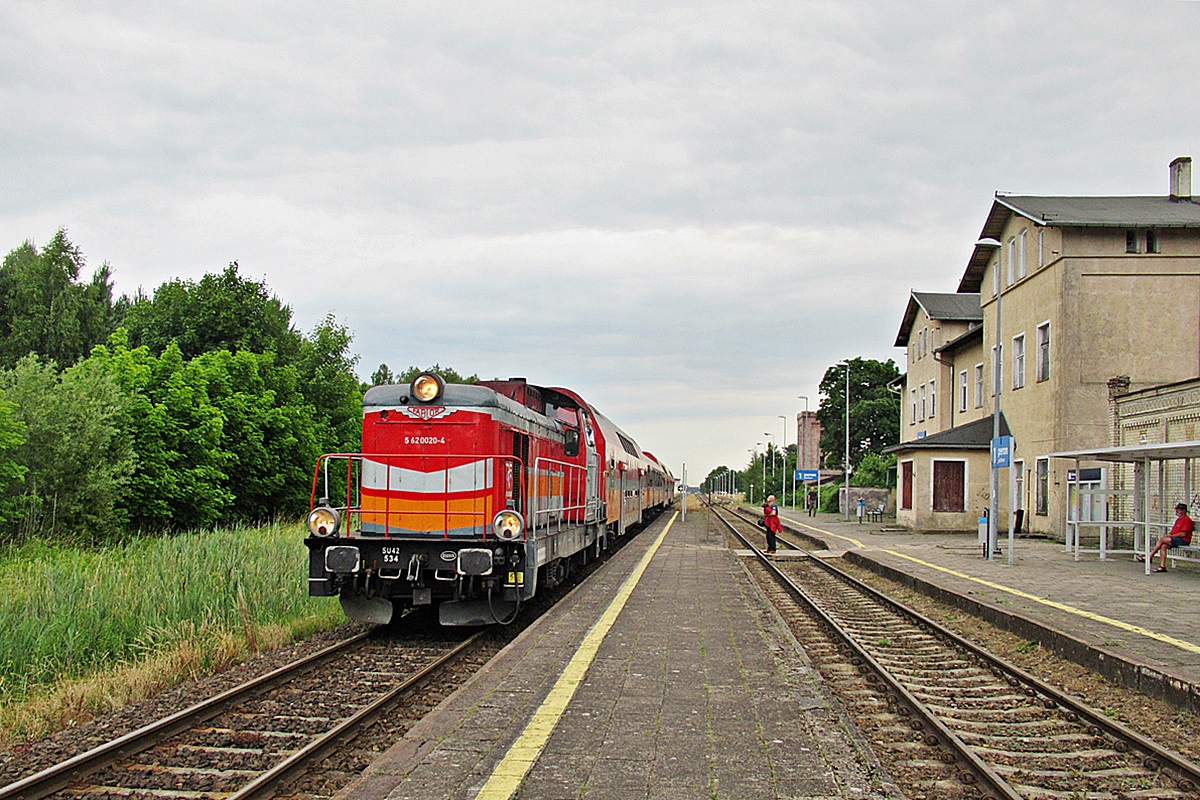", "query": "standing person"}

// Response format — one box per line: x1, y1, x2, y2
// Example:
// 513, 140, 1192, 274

1143, 502, 1194, 572
807, 487, 818, 517
762, 494, 782, 555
